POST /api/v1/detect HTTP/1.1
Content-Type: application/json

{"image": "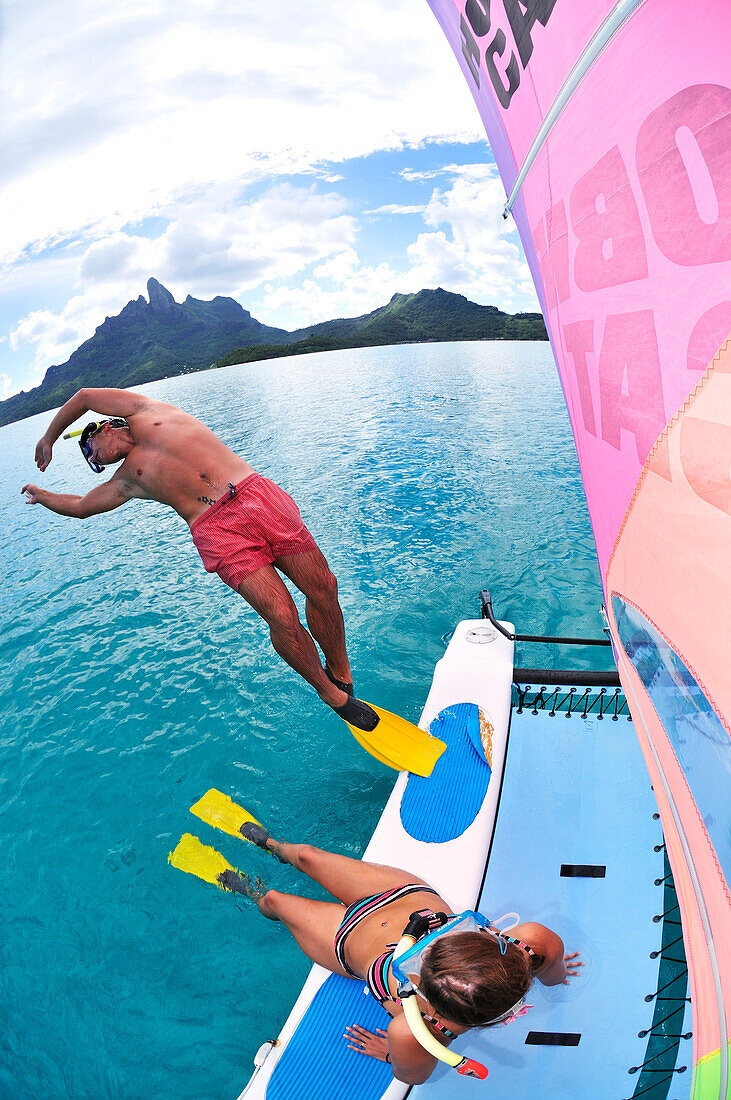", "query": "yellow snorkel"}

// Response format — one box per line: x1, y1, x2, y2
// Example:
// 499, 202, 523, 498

392, 913, 489, 1080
